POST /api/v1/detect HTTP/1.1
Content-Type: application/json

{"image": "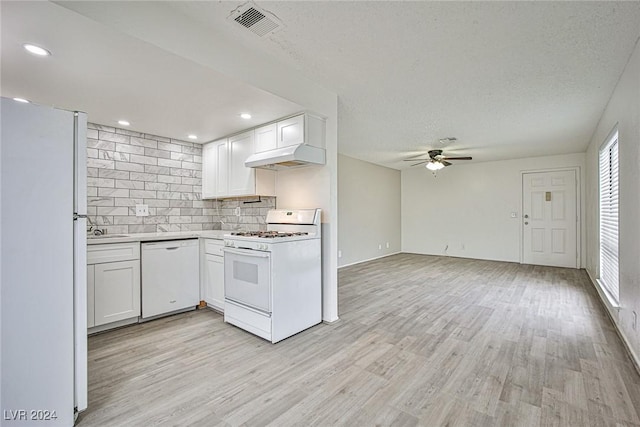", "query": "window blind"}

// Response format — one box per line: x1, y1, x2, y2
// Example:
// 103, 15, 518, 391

599, 131, 619, 302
